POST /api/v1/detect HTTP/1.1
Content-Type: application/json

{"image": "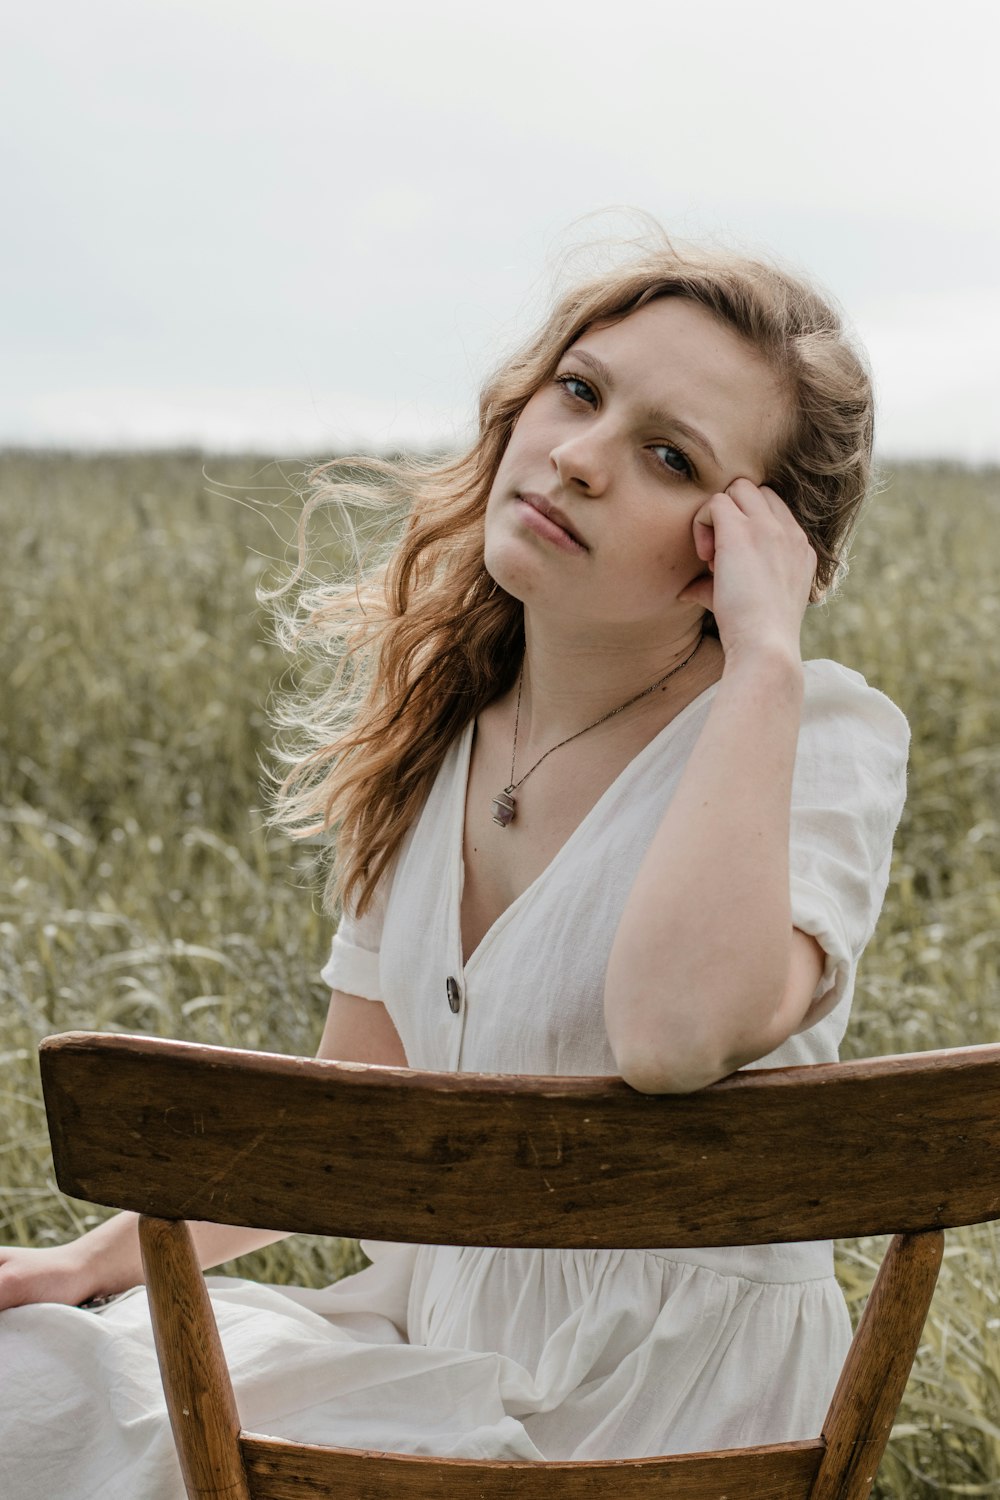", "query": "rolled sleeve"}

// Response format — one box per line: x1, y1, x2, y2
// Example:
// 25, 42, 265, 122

319, 871, 391, 1002
789, 662, 910, 1026
320, 930, 382, 1001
